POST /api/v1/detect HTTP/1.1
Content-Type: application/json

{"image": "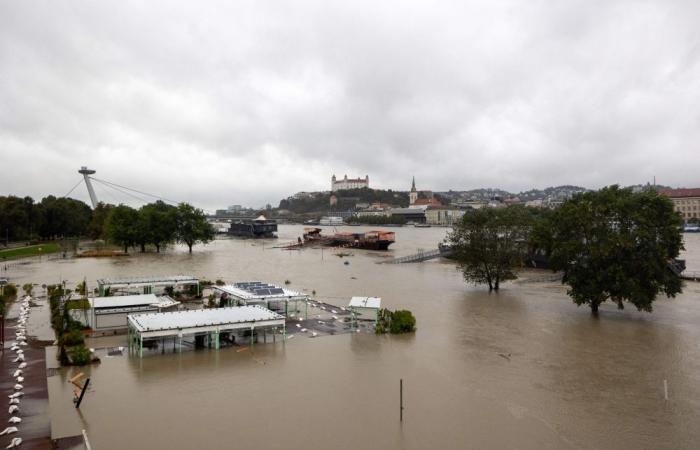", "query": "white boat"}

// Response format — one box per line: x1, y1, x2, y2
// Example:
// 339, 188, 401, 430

320, 216, 344, 226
